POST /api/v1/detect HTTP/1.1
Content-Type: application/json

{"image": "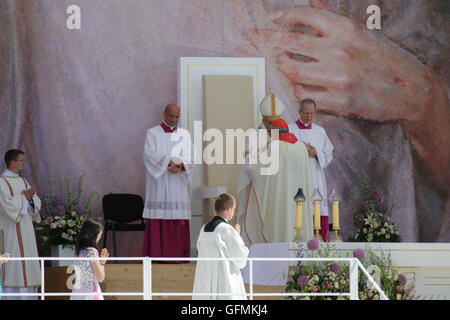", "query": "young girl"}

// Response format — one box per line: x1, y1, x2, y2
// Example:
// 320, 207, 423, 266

1, 253, 10, 297
71, 219, 109, 300
0, 253, 9, 265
